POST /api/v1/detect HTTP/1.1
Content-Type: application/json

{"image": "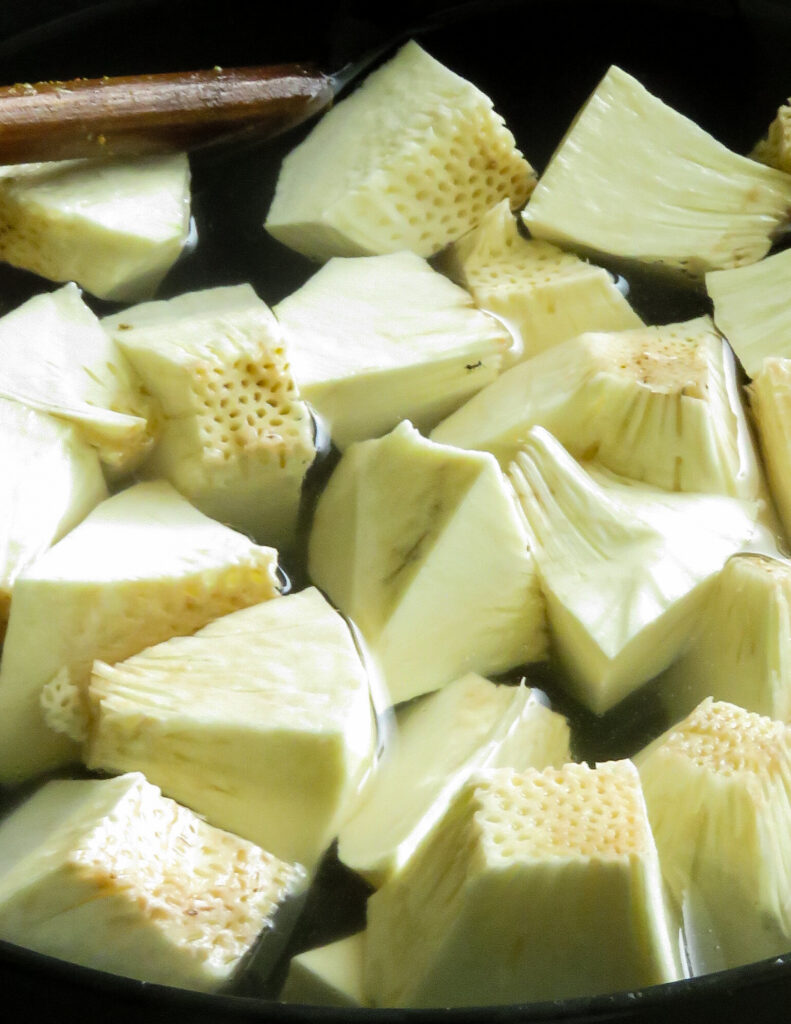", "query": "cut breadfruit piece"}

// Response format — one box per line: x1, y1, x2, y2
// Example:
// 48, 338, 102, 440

0, 481, 281, 784
749, 358, 791, 539
508, 428, 764, 714
440, 200, 642, 365
338, 675, 570, 886
280, 933, 366, 1007
104, 285, 316, 548
752, 99, 791, 174
523, 65, 791, 276
0, 772, 307, 991
364, 761, 680, 1007
274, 251, 509, 449
0, 153, 191, 301
308, 421, 546, 706
636, 700, 791, 973
661, 554, 791, 724
84, 587, 376, 871
0, 398, 107, 637
265, 40, 535, 261
707, 248, 791, 378
0, 283, 155, 475
433, 316, 768, 504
